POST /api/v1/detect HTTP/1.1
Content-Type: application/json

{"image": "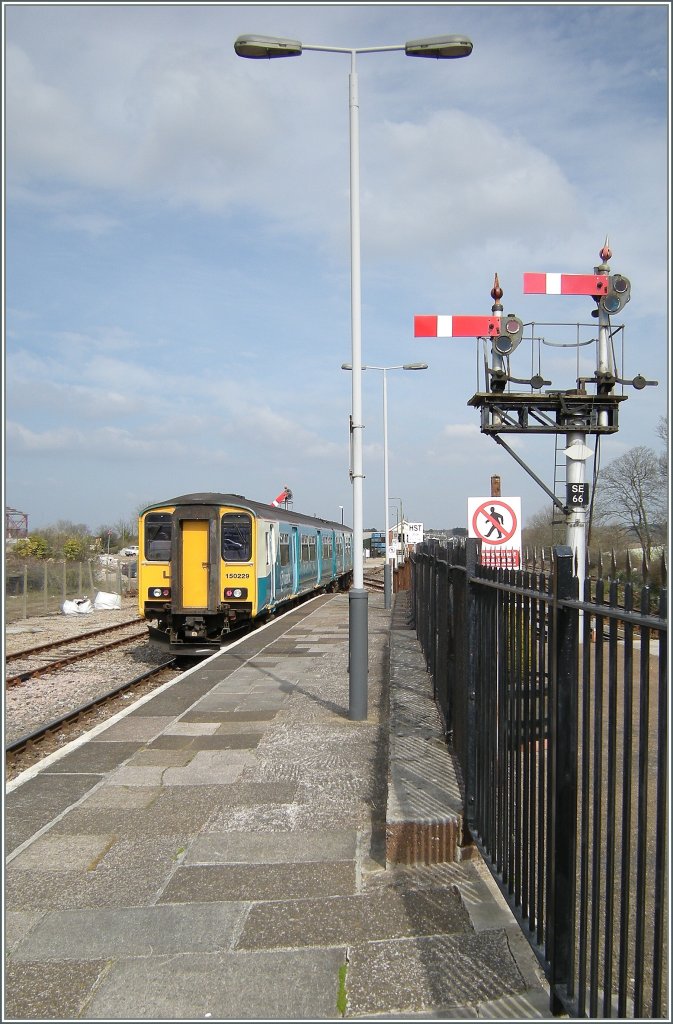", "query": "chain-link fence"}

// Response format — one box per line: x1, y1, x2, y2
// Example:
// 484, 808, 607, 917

5, 559, 137, 622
